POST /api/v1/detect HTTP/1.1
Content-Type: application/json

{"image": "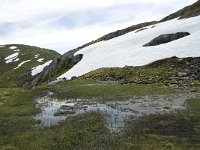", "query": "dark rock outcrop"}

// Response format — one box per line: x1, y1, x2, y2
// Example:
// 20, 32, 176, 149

143, 32, 190, 47
17, 72, 33, 86
31, 50, 83, 87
